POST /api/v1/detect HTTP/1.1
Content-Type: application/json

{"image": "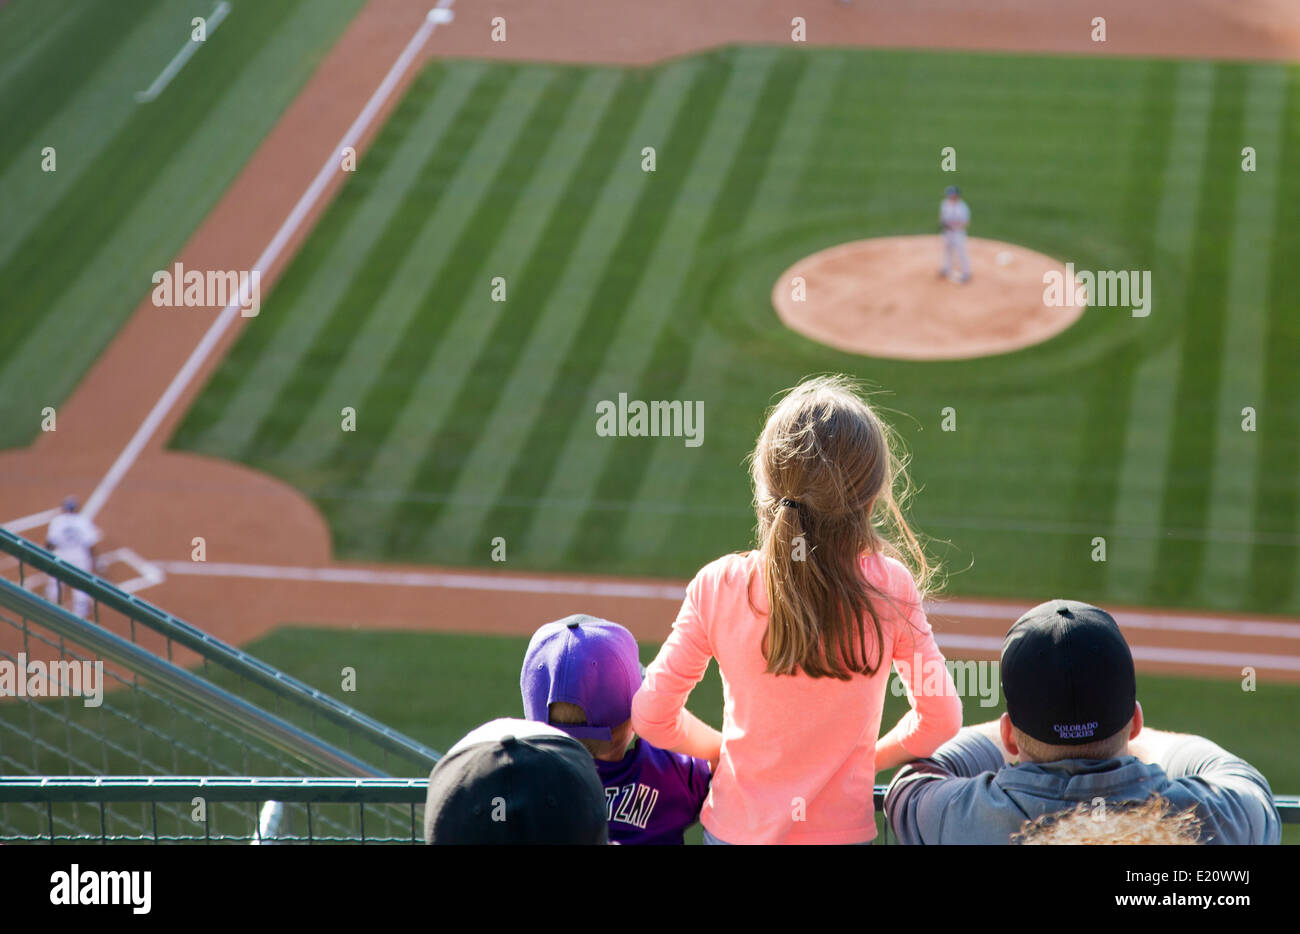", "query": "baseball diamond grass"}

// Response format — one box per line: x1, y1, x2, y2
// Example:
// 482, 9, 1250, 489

6, 6, 1297, 846
0, 0, 369, 449
2, 627, 1295, 843
163, 46, 1300, 617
